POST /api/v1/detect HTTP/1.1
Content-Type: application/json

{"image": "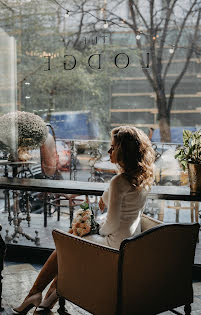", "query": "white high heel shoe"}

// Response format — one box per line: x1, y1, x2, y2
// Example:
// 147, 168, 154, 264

37, 289, 58, 311
12, 292, 42, 314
